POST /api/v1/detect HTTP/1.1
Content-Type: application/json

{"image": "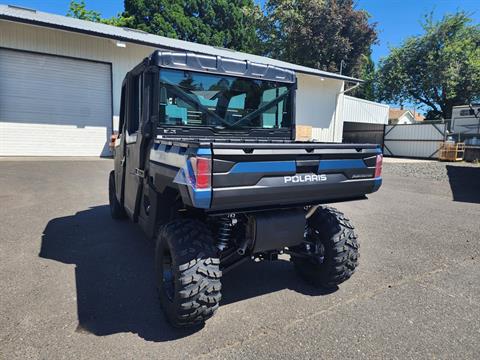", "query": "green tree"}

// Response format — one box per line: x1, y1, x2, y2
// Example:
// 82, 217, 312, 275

352, 53, 376, 100
261, 0, 377, 77
376, 12, 480, 119
66, 0, 379, 85
66, 1, 261, 51
67, 0, 101, 22
122, 0, 262, 53
67, 1, 133, 26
